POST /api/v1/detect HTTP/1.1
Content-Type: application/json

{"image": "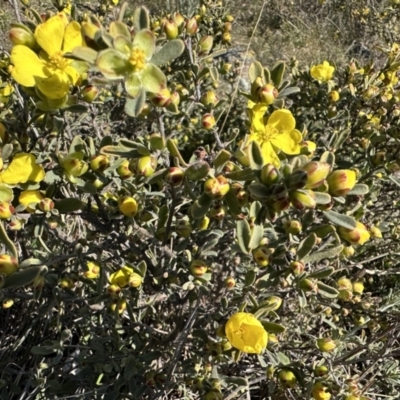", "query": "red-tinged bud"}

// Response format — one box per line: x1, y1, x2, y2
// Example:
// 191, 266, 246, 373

9, 218, 23, 231
39, 198, 54, 212
260, 163, 280, 185
150, 88, 172, 107
2, 299, 14, 309
163, 19, 178, 39
0, 201, 14, 219
312, 382, 332, 400
236, 189, 249, 207
270, 198, 290, 212
107, 284, 121, 297
118, 196, 138, 217
290, 189, 316, 210
84, 261, 100, 279
209, 204, 226, 220
9, 26, 36, 48
190, 260, 208, 277
198, 35, 213, 55
279, 370, 297, 388
204, 175, 230, 199
81, 85, 99, 102
289, 261, 305, 275
62, 154, 88, 177
225, 276, 235, 289
300, 161, 331, 189
174, 12, 185, 27
132, 156, 157, 177
175, 219, 193, 238
186, 17, 198, 35
129, 272, 143, 288
110, 298, 127, 314
317, 337, 336, 352
284, 220, 302, 235
337, 276, 352, 290
224, 22, 232, 31
117, 159, 133, 179
337, 221, 370, 245
165, 167, 185, 186
201, 90, 218, 106
314, 365, 329, 377
338, 289, 353, 301
90, 155, 109, 172
262, 296, 282, 311
258, 84, 278, 105
0, 254, 18, 276
286, 169, 308, 190
252, 246, 271, 267
299, 278, 318, 292
202, 113, 216, 130
327, 170, 357, 196
222, 31, 231, 44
